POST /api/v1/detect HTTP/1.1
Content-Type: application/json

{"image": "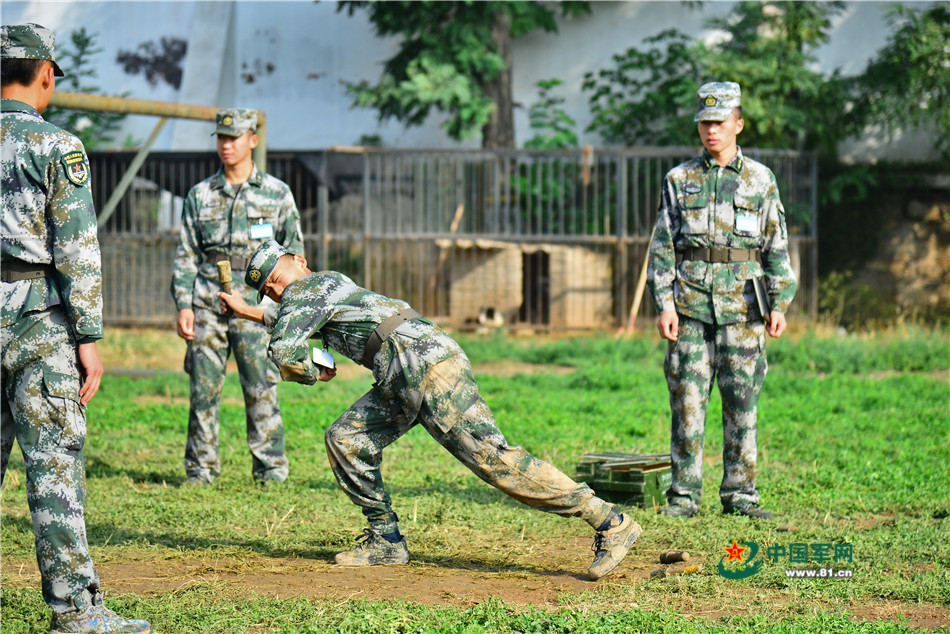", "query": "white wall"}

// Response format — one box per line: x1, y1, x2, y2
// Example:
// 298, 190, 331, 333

511, 1, 733, 147
1, 0, 937, 160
